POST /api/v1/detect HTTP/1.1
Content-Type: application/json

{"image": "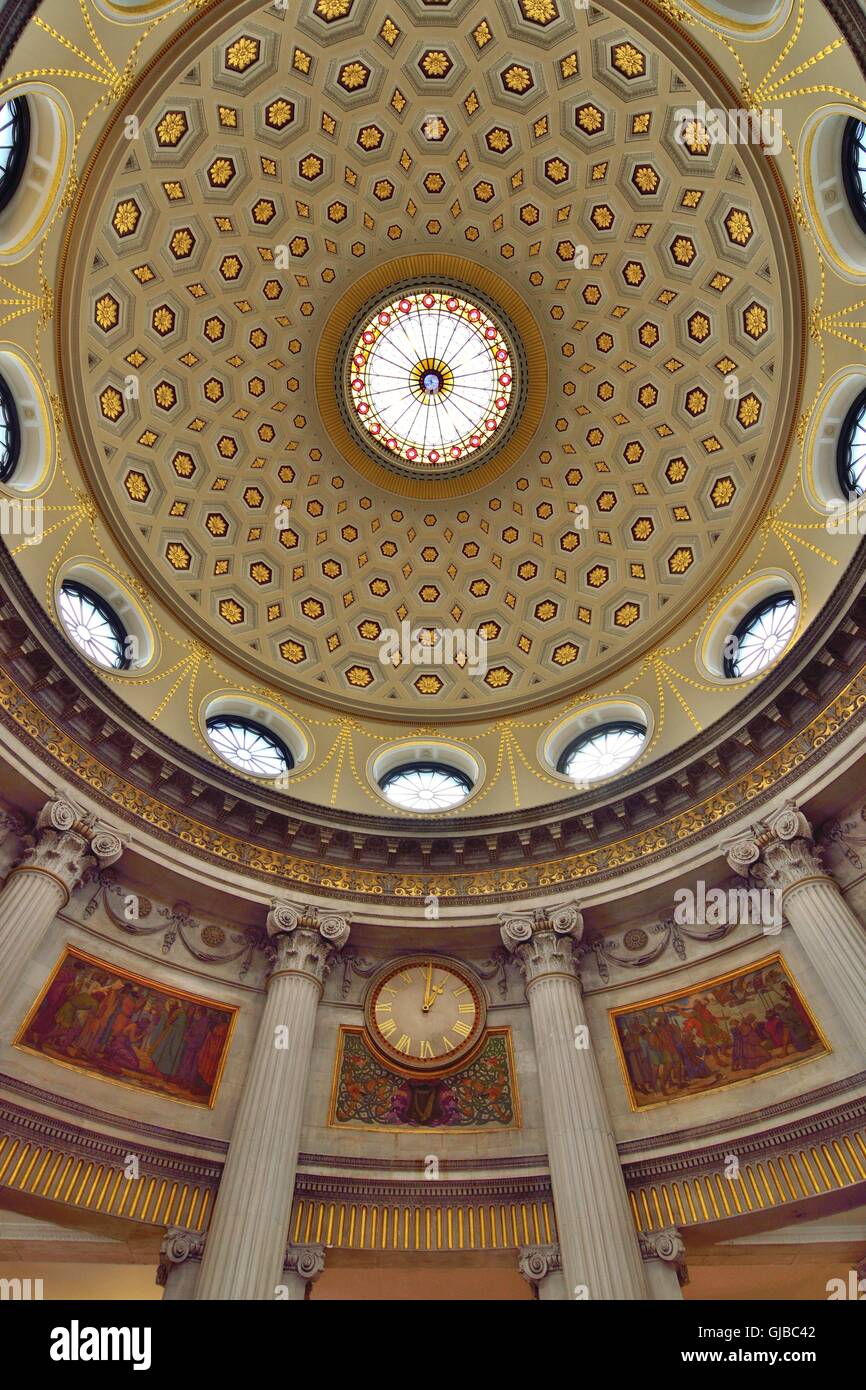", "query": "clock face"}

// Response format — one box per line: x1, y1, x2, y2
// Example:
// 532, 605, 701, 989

365, 958, 486, 1073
